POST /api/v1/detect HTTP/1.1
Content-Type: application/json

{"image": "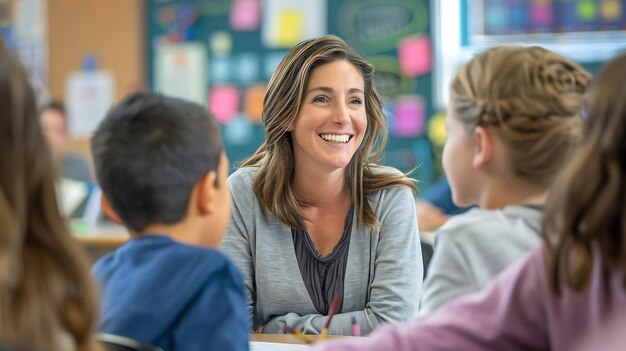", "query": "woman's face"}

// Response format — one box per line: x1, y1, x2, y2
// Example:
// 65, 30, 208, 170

290, 59, 367, 174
